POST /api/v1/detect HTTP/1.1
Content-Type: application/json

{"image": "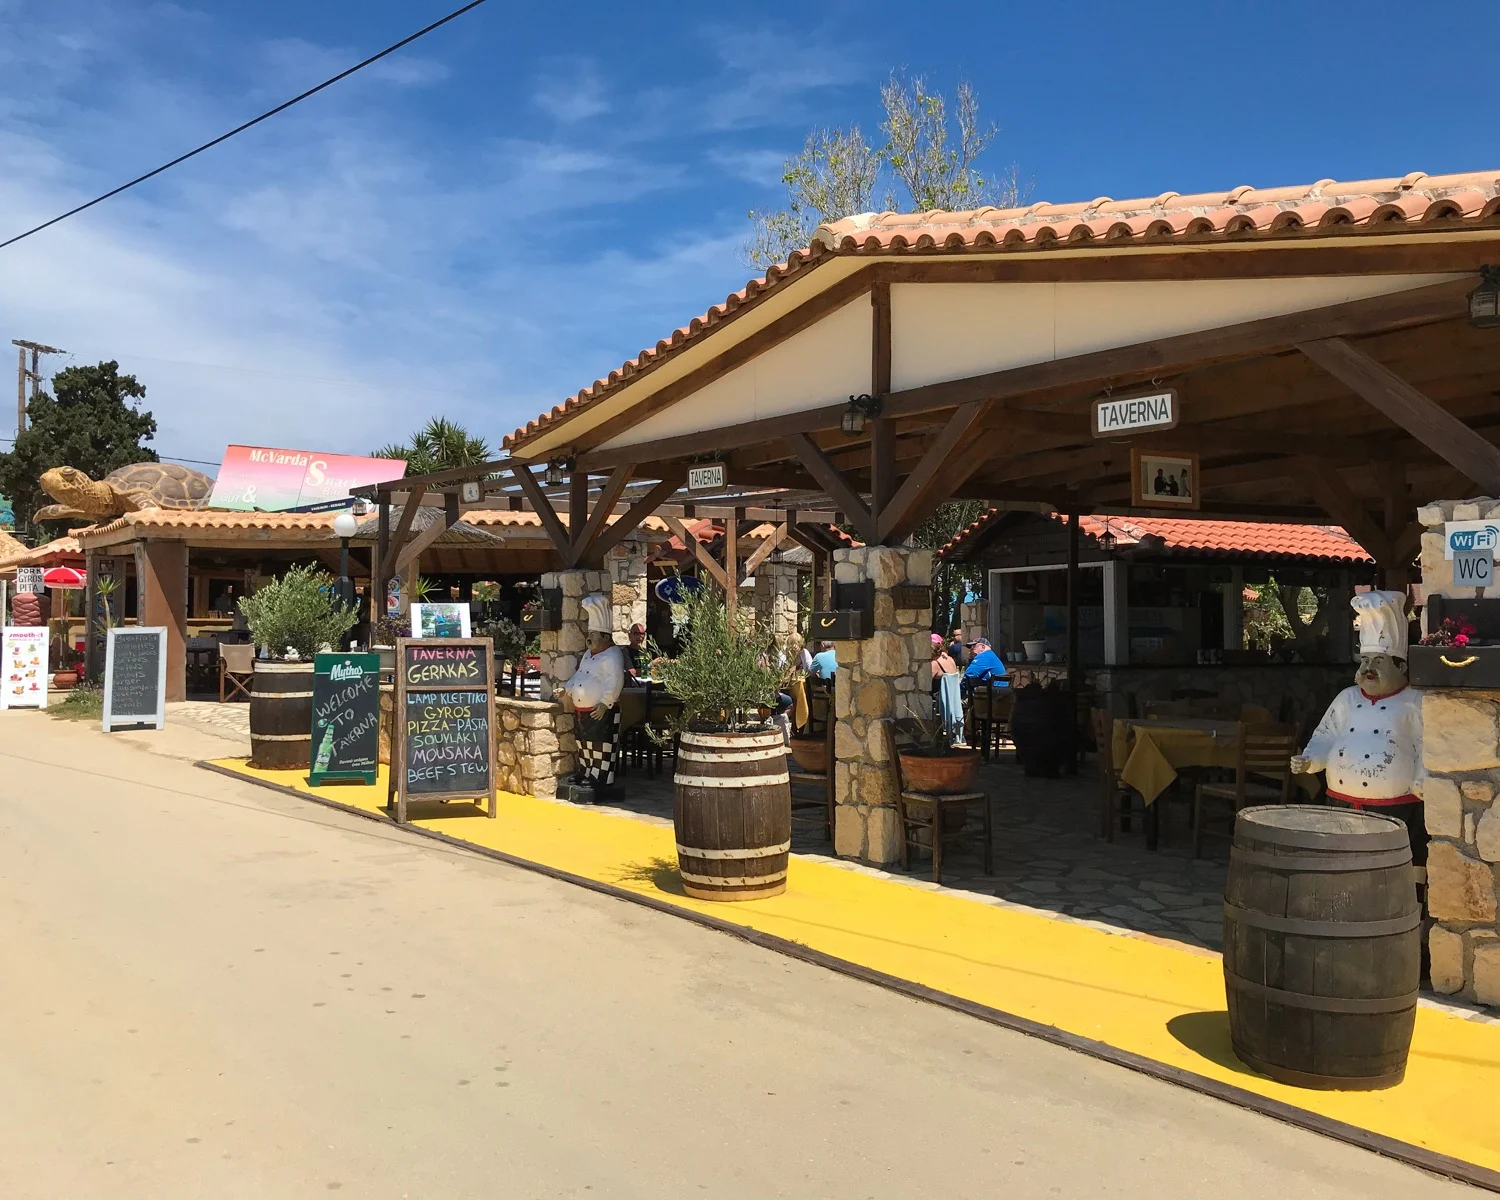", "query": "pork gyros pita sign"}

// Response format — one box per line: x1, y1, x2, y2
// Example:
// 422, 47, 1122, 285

1092, 389, 1178, 438
208, 445, 408, 512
